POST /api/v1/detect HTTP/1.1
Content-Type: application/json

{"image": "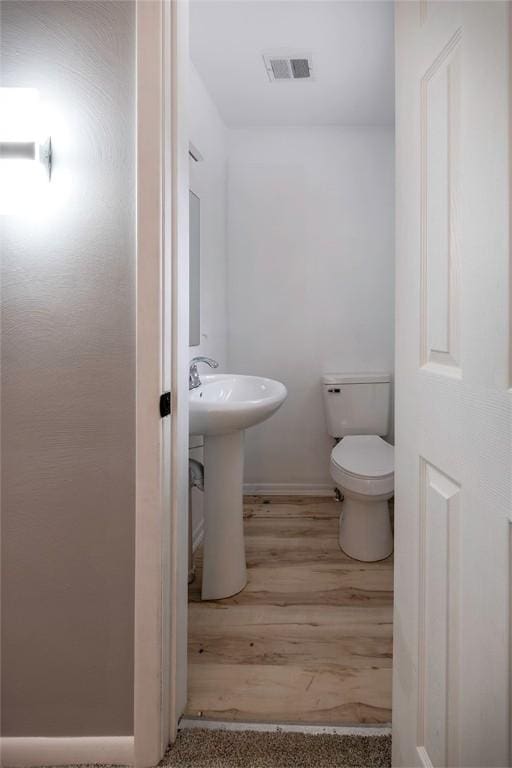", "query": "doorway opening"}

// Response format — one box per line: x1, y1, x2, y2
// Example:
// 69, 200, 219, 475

185, 0, 395, 730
